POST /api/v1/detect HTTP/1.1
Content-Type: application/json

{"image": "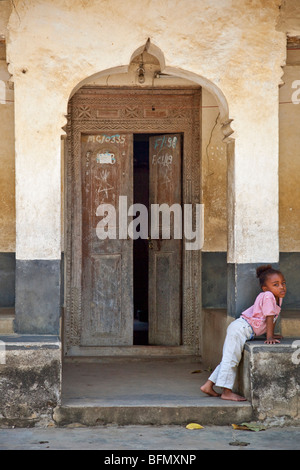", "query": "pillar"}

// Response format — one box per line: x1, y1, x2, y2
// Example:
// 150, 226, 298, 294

226, 102, 280, 318
13, 83, 62, 335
